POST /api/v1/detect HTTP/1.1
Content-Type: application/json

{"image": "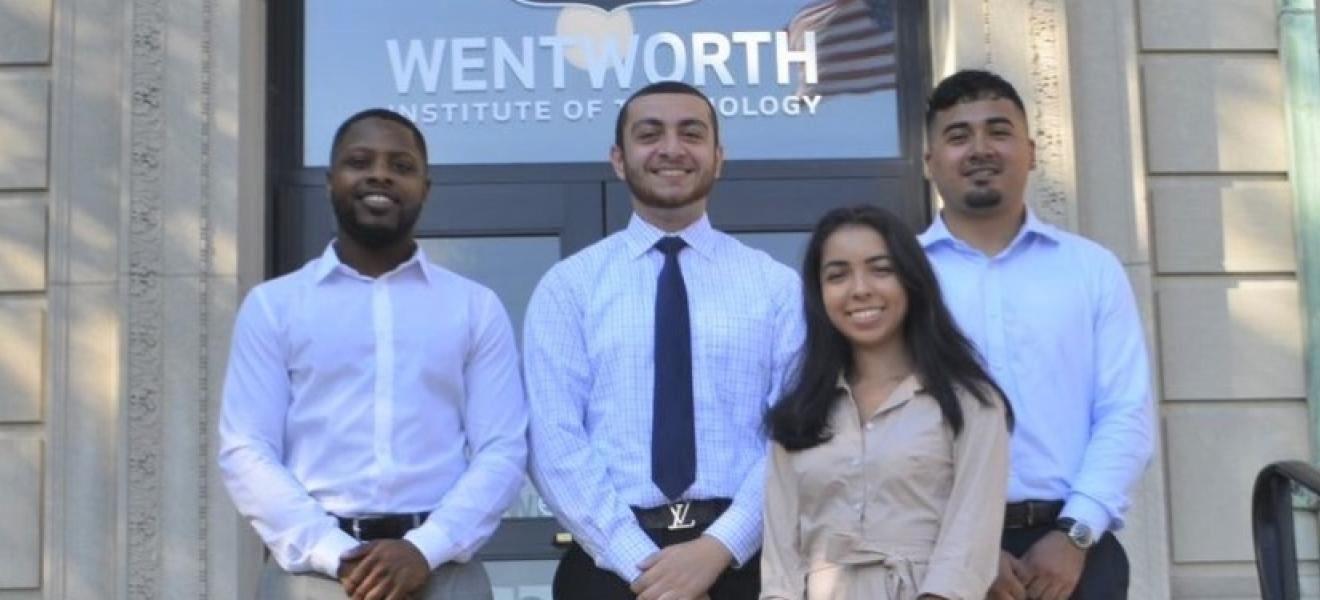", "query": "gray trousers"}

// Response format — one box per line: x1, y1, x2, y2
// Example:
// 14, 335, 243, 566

258, 558, 492, 600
